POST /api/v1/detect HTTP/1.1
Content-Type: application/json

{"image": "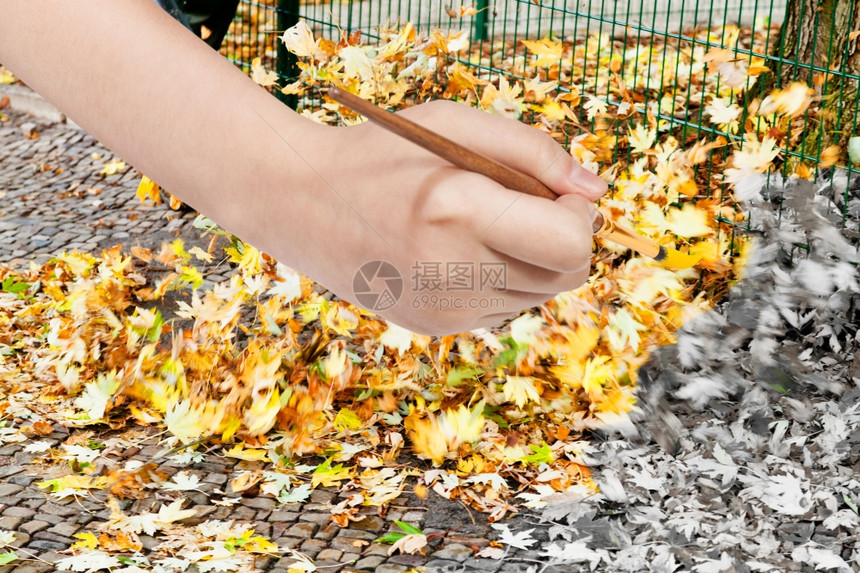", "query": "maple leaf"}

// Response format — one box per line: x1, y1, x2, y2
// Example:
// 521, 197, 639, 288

380, 322, 414, 355
339, 46, 375, 81
251, 57, 279, 87
387, 533, 428, 556
281, 21, 325, 59
584, 95, 608, 120
706, 97, 742, 133
503, 375, 541, 408
311, 458, 352, 487
136, 175, 161, 205
99, 158, 126, 176
0, 531, 14, 549
628, 124, 656, 155
758, 82, 814, 118
492, 524, 538, 550
56, 551, 121, 572
74, 372, 119, 421
520, 37, 563, 68
665, 204, 715, 238
161, 471, 201, 491
279, 483, 312, 503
